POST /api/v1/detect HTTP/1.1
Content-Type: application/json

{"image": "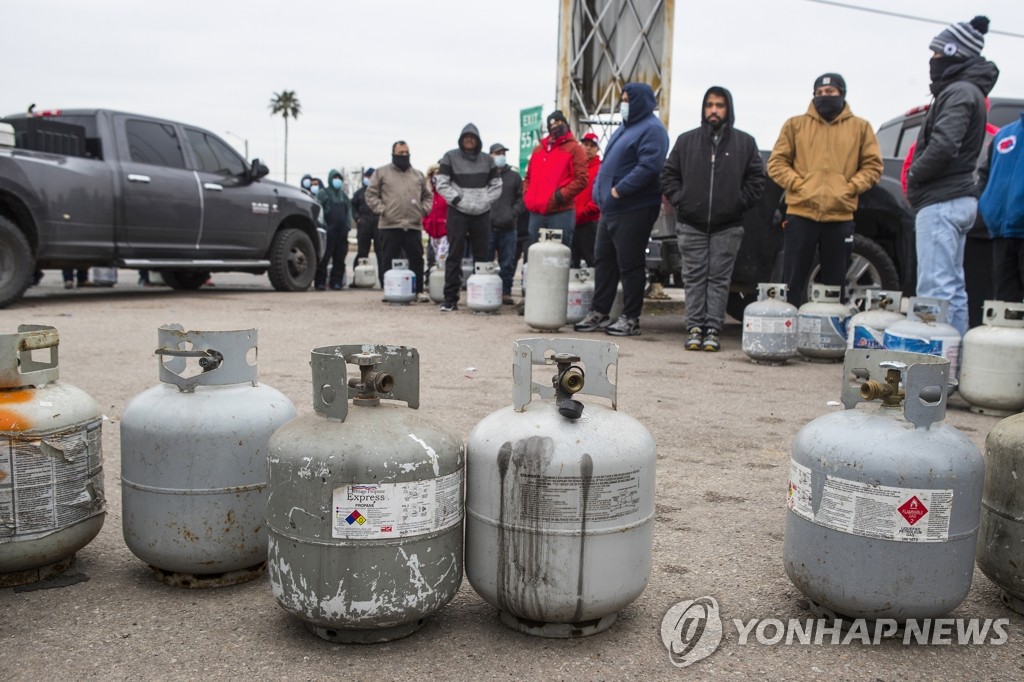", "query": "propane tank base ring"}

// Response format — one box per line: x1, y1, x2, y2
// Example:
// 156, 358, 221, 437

307, 618, 426, 644
999, 591, 1024, 617
801, 356, 843, 364
499, 610, 617, 638
806, 599, 902, 638
0, 555, 75, 588
751, 358, 789, 366
149, 561, 267, 589
969, 405, 1017, 418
